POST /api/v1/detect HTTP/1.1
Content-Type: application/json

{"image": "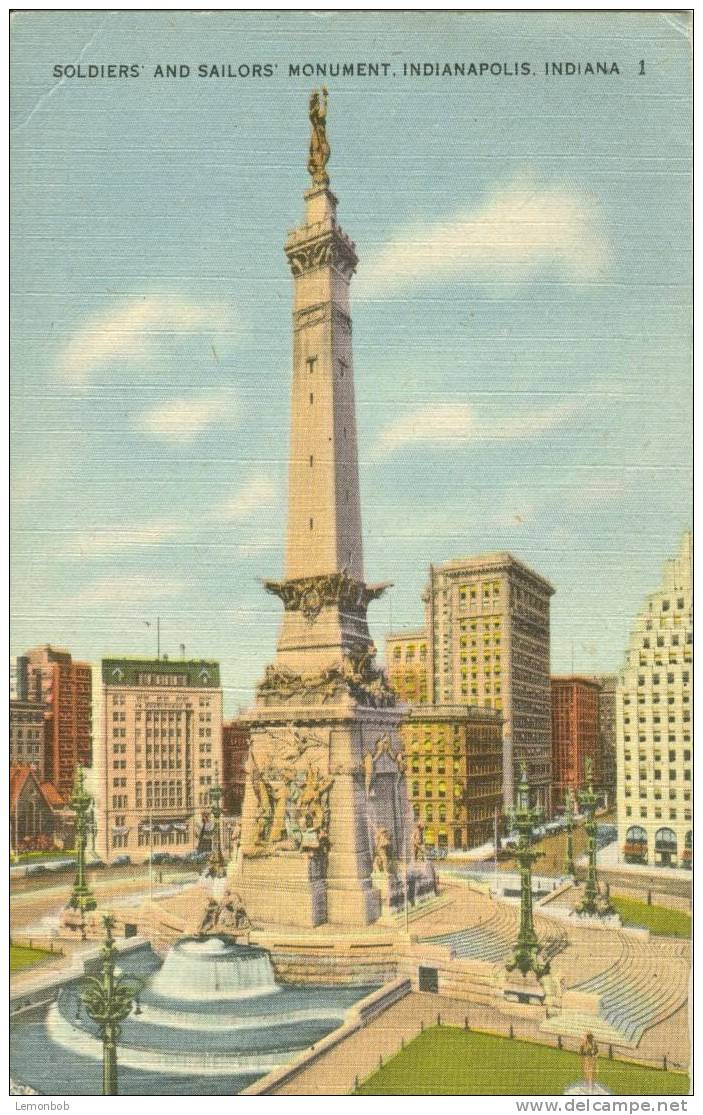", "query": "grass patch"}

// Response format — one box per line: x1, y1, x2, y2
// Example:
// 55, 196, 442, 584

11, 848, 75, 864
355, 1028, 688, 1095
612, 896, 691, 938
10, 944, 58, 972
